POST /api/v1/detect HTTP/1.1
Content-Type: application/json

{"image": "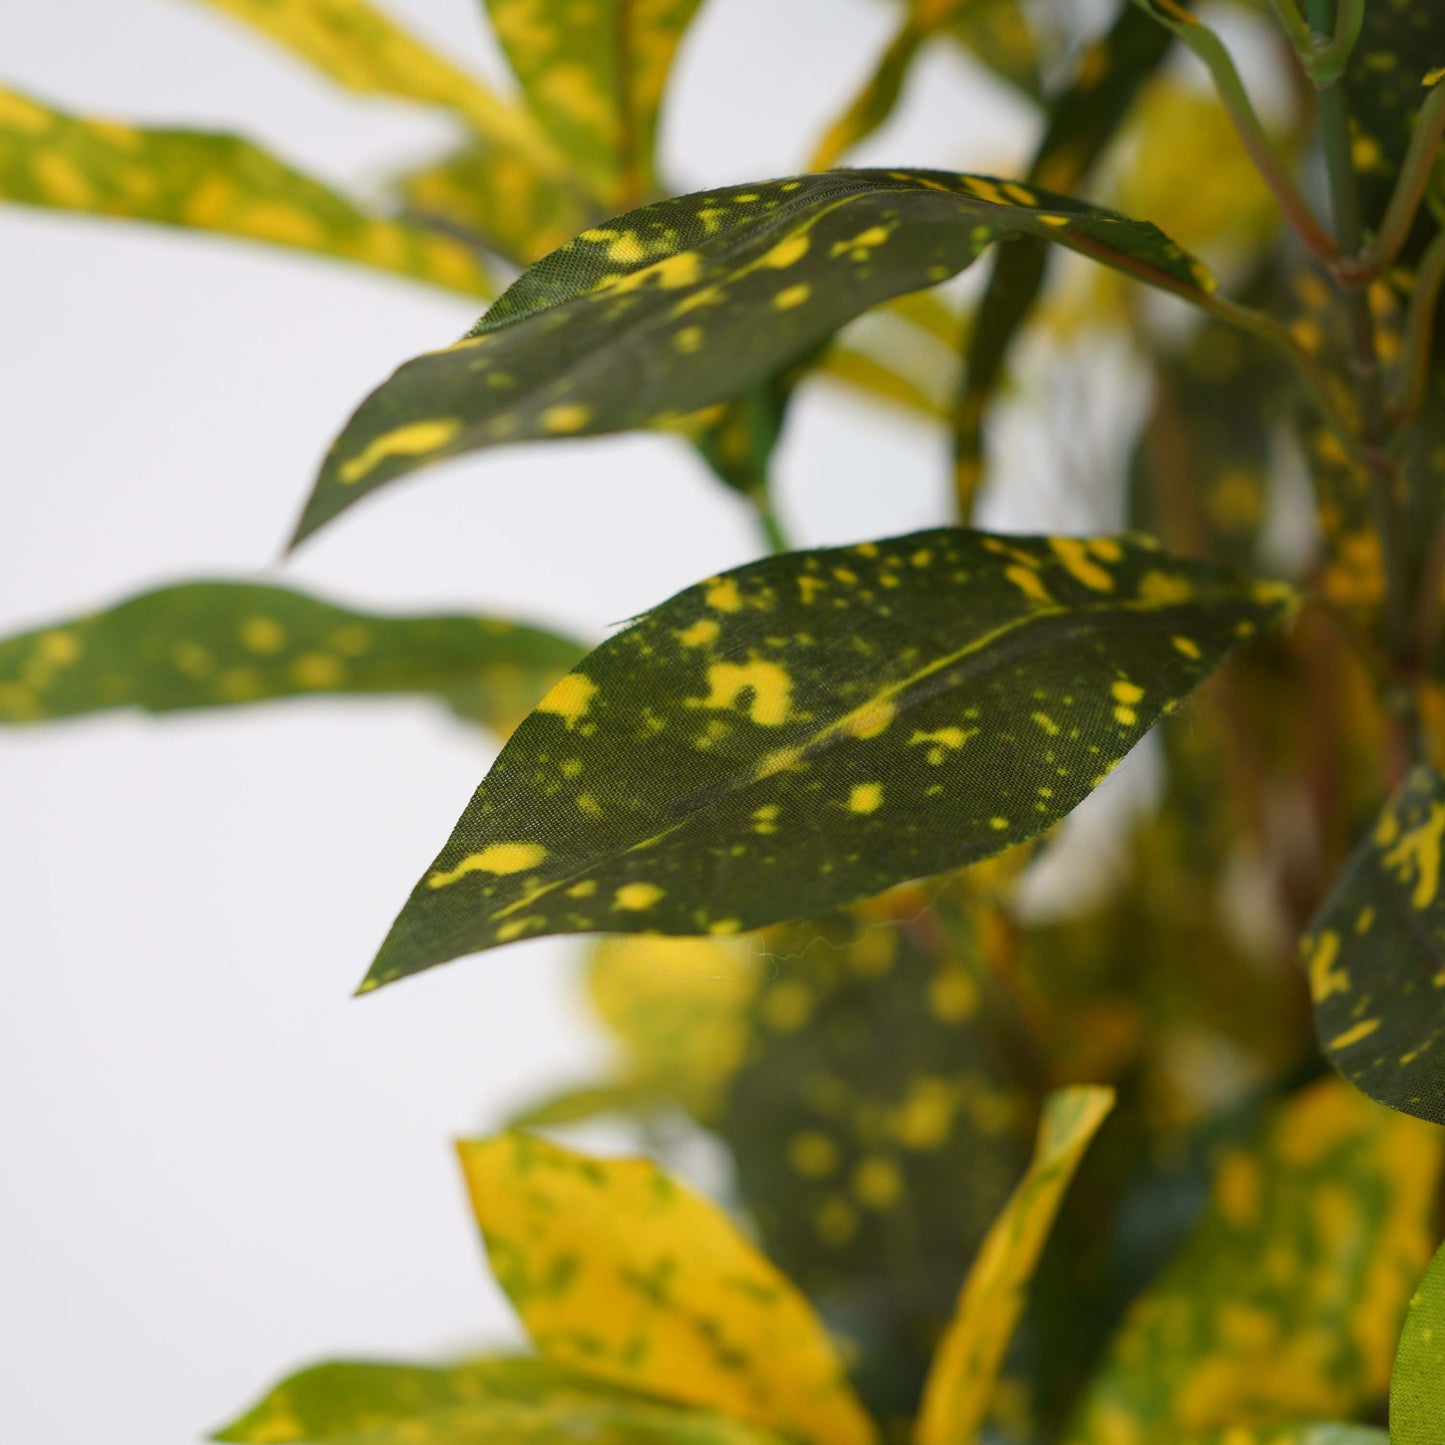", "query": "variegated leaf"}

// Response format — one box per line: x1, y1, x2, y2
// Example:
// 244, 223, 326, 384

0, 580, 583, 735
1300, 767, 1445, 1127
293, 169, 1217, 544
0, 87, 490, 294
717, 877, 1037, 1423
214, 1356, 791, 1444
1066, 1079, 1444, 1443
456, 1132, 879, 1445
483, 0, 706, 209
183, 0, 566, 180
1180, 1430, 1387, 1445
916, 1086, 1115, 1445
1390, 1239, 1445, 1444
360, 527, 1289, 989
